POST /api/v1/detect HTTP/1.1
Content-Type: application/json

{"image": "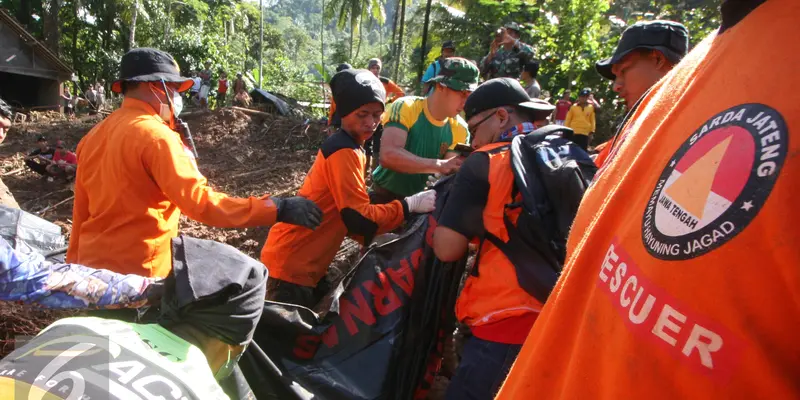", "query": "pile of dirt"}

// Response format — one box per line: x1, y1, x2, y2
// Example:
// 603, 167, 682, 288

0, 107, 363, 357
1, 115, 102, 233
27, 110, 72, 123
0, 304, 79, 357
